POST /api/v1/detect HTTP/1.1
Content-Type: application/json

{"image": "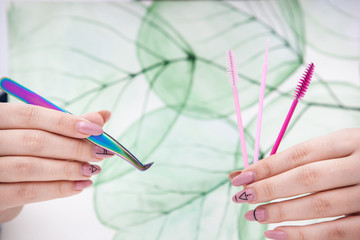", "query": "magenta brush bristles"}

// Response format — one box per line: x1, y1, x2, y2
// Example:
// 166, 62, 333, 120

270, 63, 315, 155
294, 62, 314, 100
